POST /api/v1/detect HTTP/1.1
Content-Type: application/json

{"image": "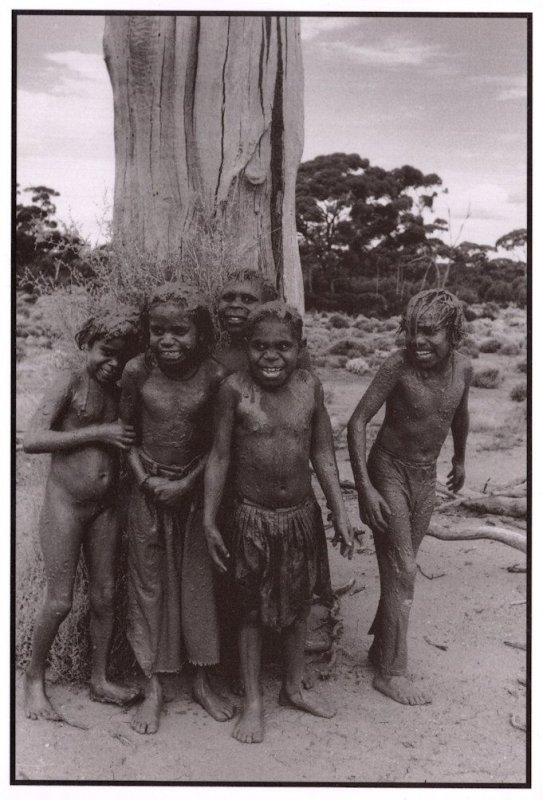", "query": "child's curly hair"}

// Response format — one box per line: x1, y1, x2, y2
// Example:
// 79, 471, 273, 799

146, 282, 215, 355
245, 301, 304, 343
399, 289, 467, 347
75, 302, 142, 355
219, 268, 278, 304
